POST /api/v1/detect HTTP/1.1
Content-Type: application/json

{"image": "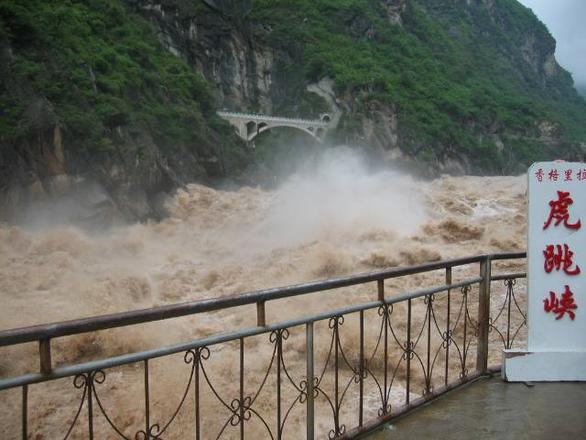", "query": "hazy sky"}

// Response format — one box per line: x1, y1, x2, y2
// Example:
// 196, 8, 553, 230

517, 0, 586, 87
